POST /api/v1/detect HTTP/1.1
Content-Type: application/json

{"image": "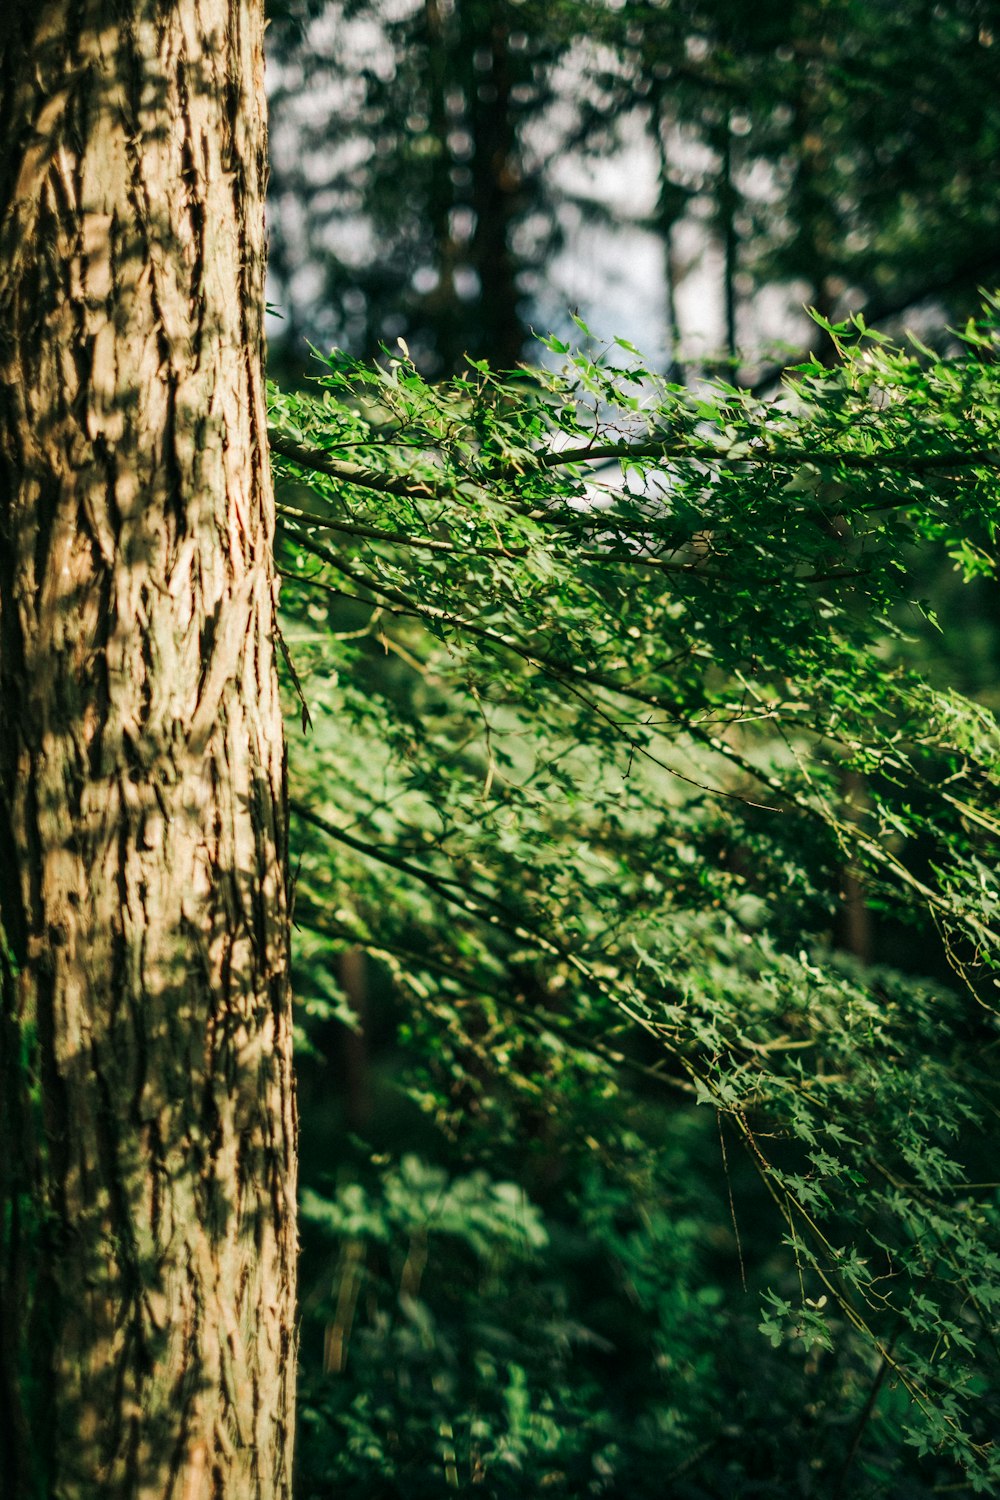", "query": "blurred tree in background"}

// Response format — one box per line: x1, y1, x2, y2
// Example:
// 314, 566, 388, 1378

262, 3, 1000, 1495
267, 0, 569, 372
